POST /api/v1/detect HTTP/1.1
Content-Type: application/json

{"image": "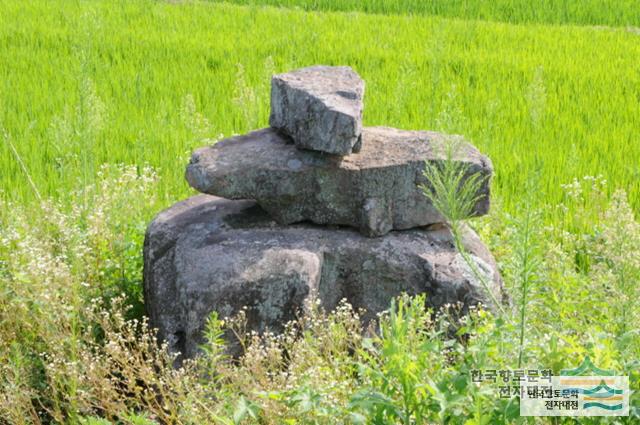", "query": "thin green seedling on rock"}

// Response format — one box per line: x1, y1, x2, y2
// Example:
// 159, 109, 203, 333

420, 138, 506, 316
